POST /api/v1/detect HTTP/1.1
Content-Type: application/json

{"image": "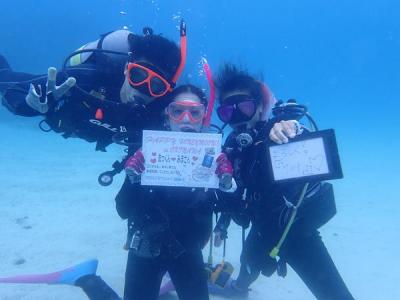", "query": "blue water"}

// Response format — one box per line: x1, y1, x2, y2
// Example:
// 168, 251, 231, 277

1, 1, 399, 299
